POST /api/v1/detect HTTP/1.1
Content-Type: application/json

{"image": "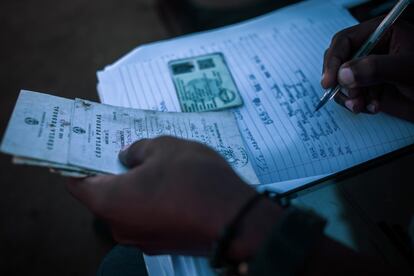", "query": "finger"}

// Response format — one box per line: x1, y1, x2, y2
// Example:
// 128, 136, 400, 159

322, 46, 348, 89
120, 136, 186, 168
347, 87, 362, 99
334, 88, 366, 114
66, 174, 120, 214
119, 138, 153, 168
365, 86, 381, 114
339, 55, 414, 88
378, 86, 414, 122
345, 98, 364, 114
399, 85, 414, 102
334, 90, 348, 107
322, 49, 328, 75
322, 17, 387, 89
339, 87, 362, 99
